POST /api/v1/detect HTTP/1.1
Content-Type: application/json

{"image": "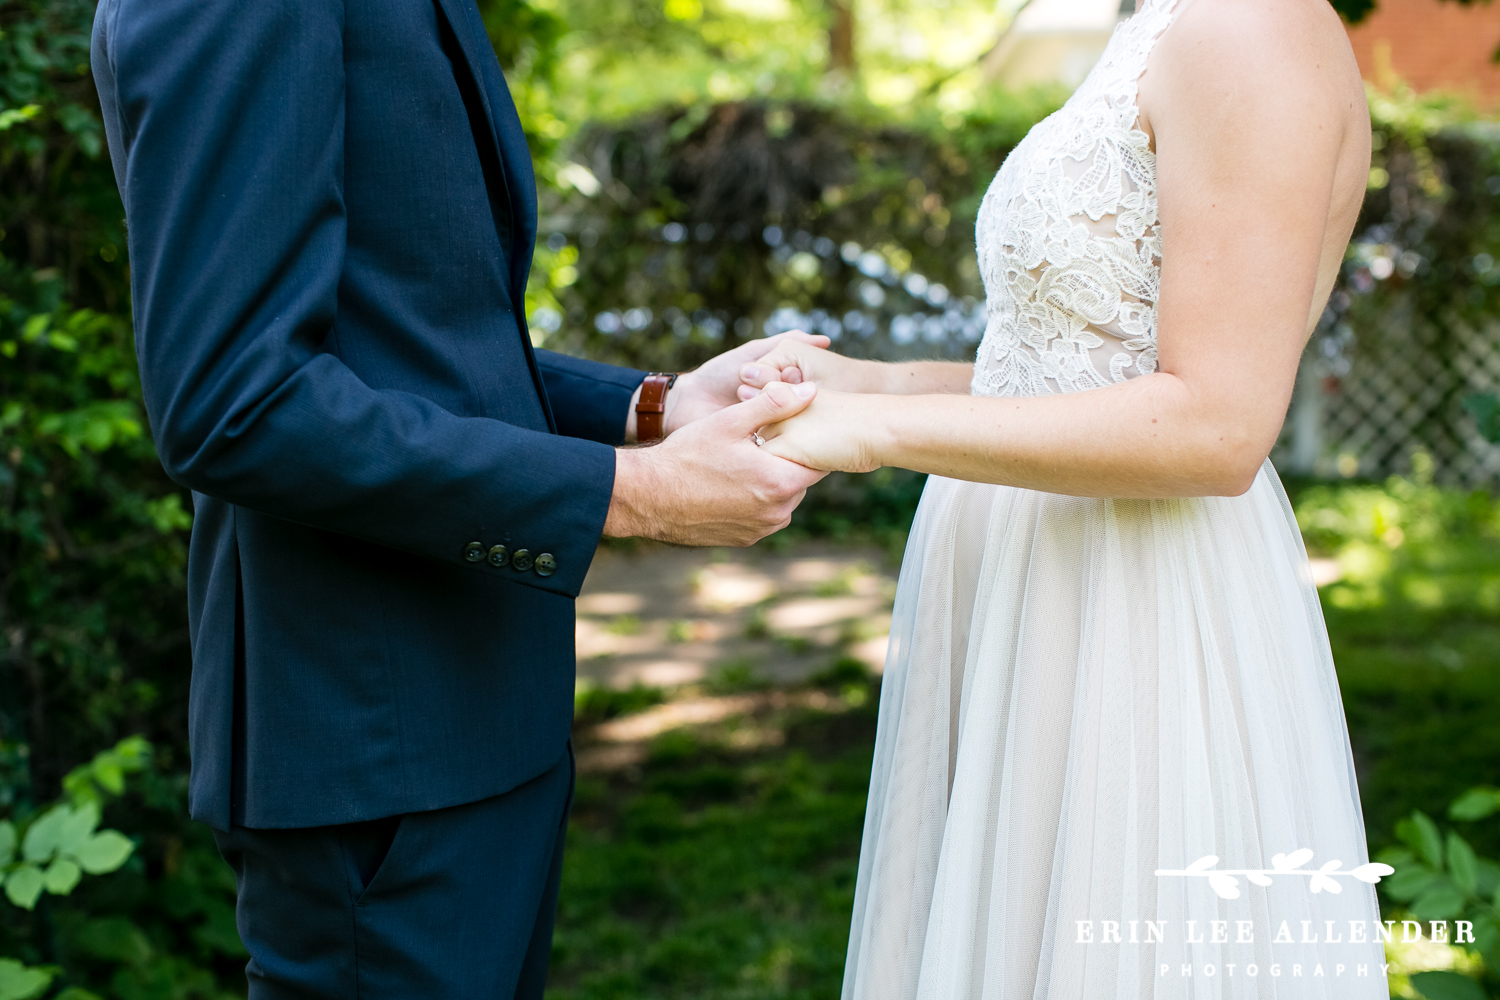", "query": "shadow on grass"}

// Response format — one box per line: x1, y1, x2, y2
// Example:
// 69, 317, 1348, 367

552, 667, 878, 1000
